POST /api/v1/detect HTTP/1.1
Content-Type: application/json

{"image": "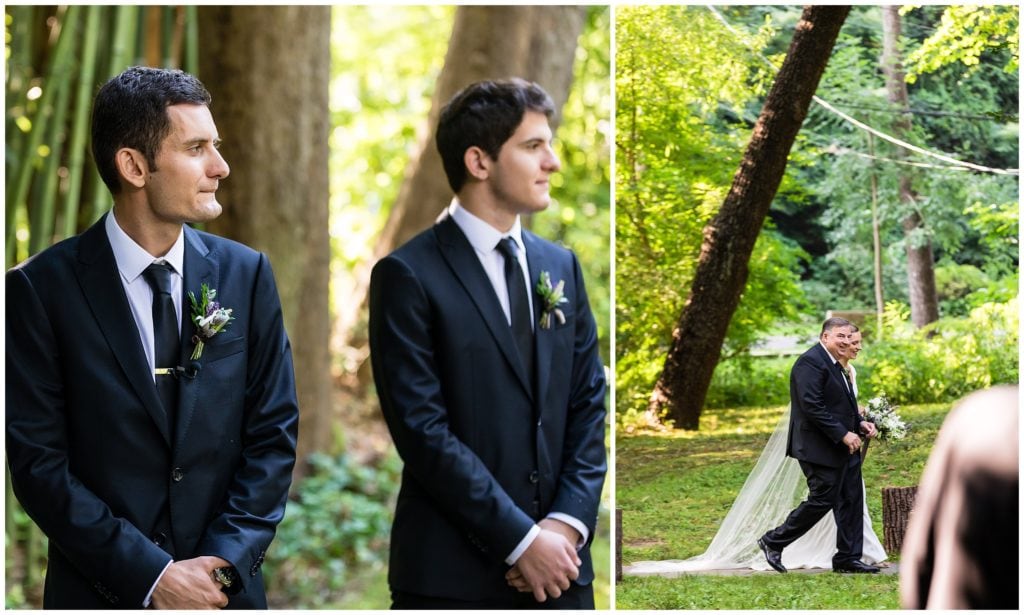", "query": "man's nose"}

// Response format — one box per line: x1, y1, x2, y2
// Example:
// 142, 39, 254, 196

209, 148, 230, 179
543, 145, 561, 172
